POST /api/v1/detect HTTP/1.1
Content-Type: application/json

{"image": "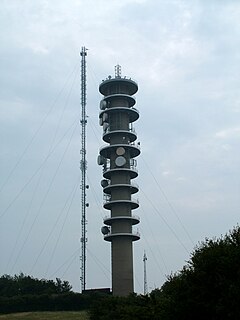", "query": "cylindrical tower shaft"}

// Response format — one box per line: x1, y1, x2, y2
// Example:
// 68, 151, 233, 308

98, 66, 140, 296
